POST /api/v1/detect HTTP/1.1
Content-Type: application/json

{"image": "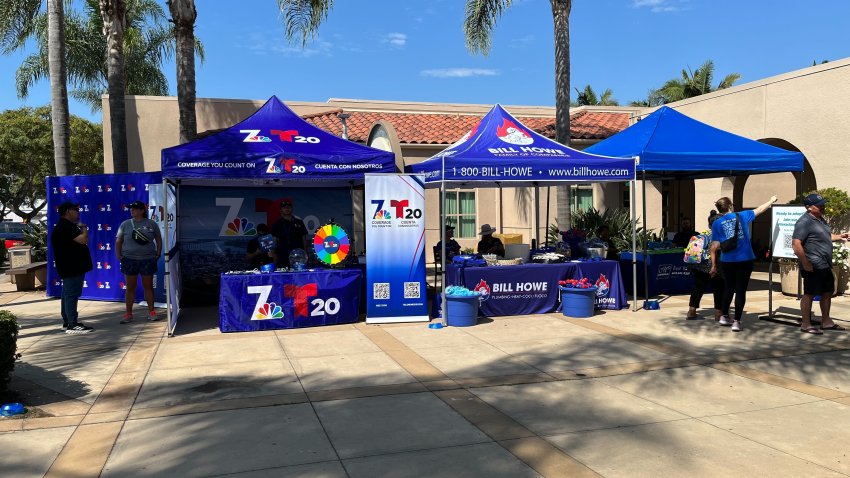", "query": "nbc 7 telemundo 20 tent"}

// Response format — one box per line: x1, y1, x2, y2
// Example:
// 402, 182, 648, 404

159, 96, 395, 334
